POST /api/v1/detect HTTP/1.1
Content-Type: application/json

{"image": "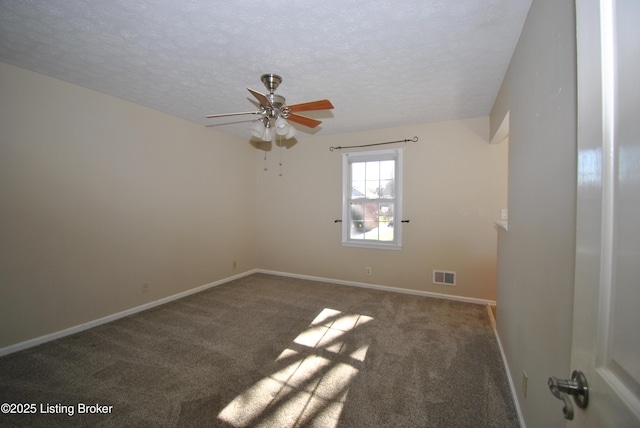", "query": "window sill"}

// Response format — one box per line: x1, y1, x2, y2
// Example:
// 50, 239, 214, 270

341, 241, 402, 250
494, 221, 509, 231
